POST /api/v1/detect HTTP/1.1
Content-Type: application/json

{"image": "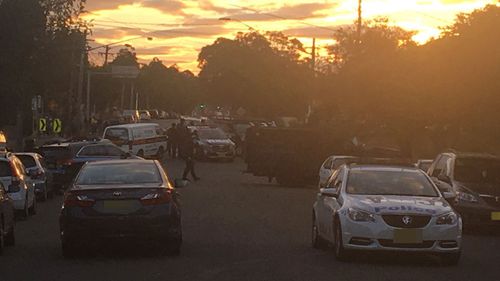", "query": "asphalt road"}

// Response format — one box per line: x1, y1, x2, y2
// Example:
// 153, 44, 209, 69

1, 158, 500, 281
